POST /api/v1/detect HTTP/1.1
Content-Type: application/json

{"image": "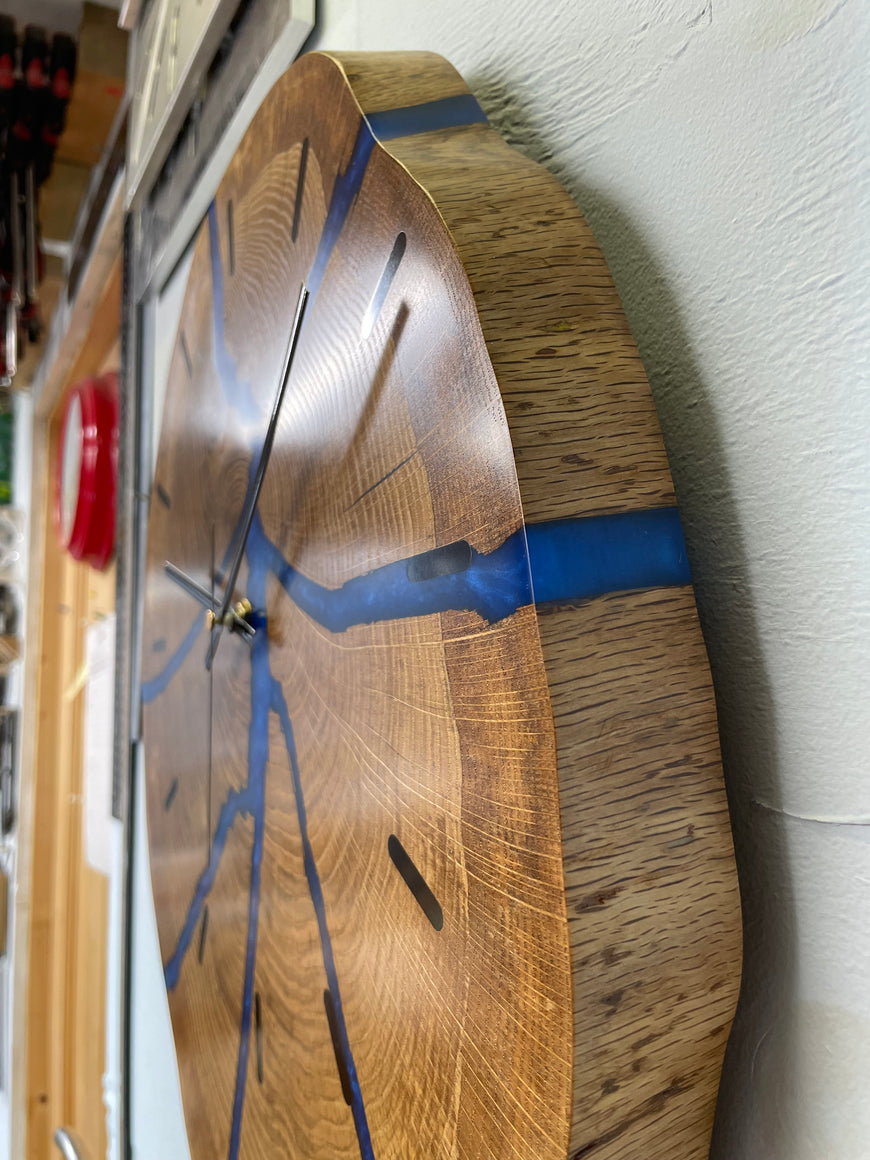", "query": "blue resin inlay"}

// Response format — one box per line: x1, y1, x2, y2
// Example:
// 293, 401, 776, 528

525, 508, 691, 606
143, 506, 690, 708
257, 520, 532, 632
367, 93, 487, 141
